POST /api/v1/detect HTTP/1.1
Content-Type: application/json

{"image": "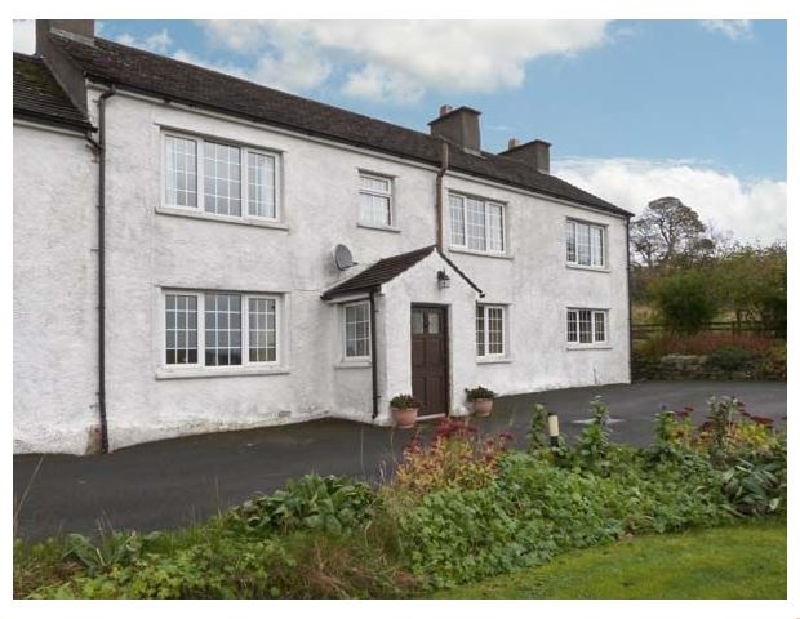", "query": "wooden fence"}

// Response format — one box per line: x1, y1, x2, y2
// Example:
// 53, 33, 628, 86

632, 320, 774, 340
